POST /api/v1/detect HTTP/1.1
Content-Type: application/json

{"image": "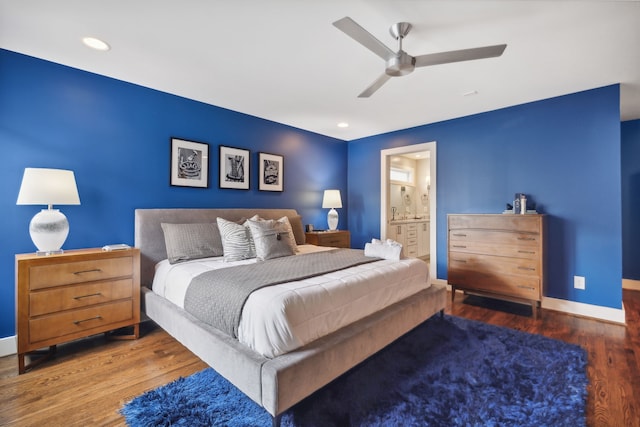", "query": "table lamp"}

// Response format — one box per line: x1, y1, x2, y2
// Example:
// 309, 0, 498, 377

17, 168, 81, 255
322, 189, 342, 231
